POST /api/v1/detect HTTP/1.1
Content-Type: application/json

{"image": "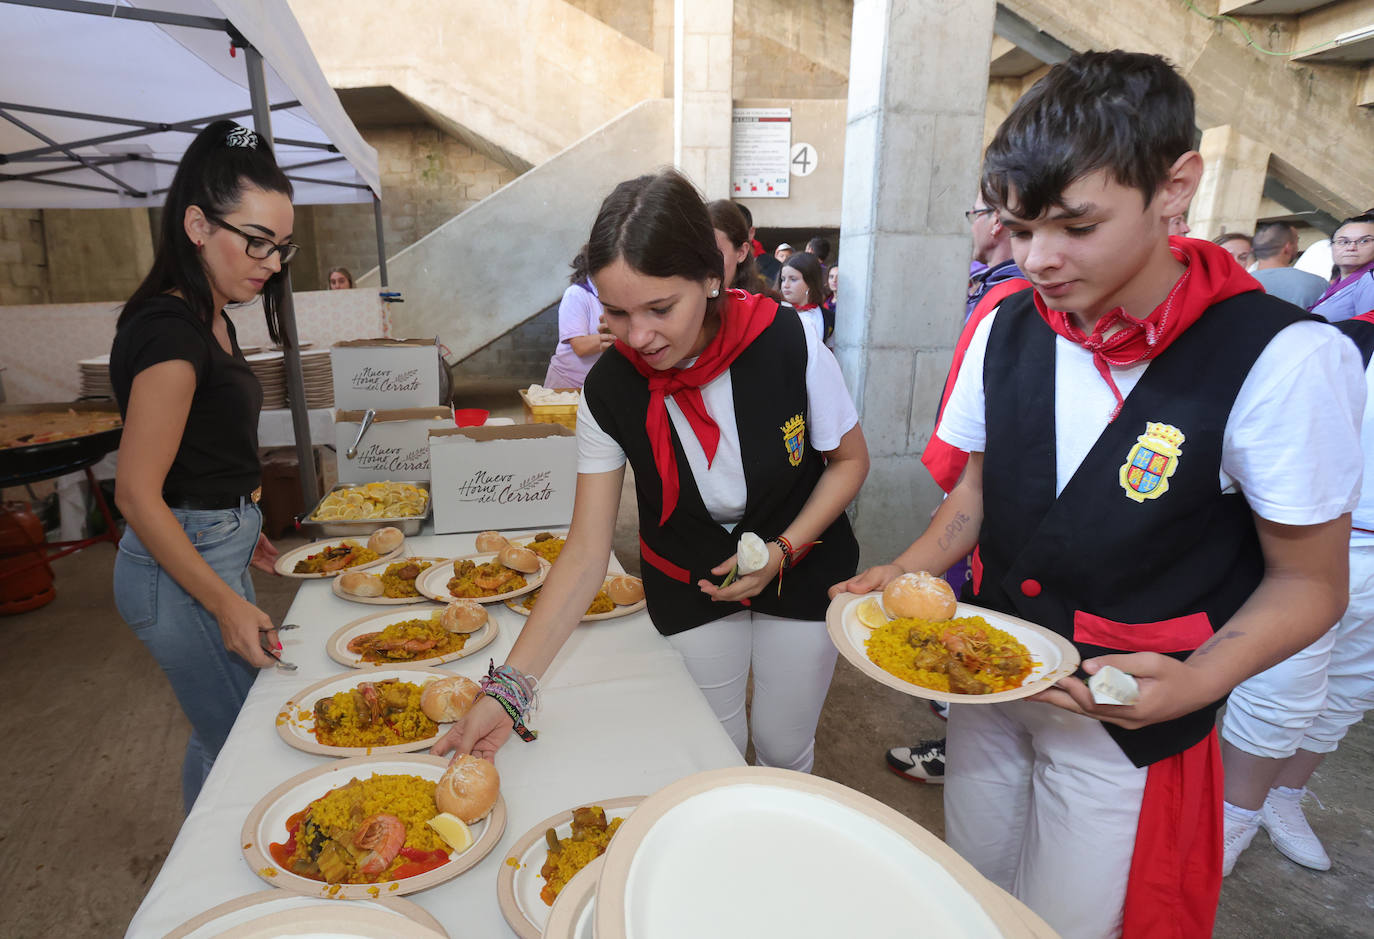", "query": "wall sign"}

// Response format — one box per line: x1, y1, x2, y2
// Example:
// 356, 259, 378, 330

789, 142, 818, 177
731, 107, 791, 198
